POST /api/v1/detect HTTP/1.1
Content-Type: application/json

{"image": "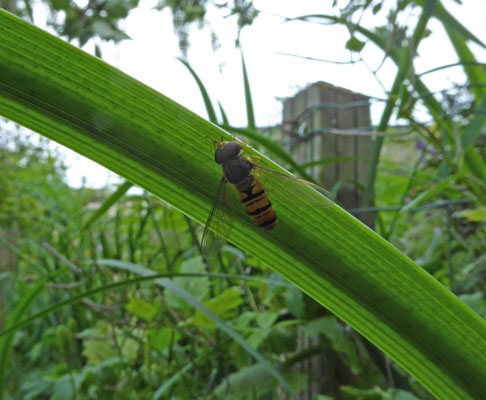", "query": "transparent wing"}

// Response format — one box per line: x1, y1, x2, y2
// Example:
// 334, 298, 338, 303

201, 177, 235, 258
253, 164, 335, 208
